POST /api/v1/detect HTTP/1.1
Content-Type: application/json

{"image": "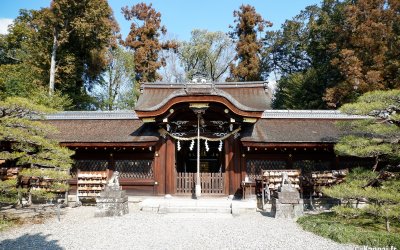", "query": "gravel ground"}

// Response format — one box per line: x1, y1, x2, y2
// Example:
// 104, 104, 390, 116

0, 204, 355, 250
